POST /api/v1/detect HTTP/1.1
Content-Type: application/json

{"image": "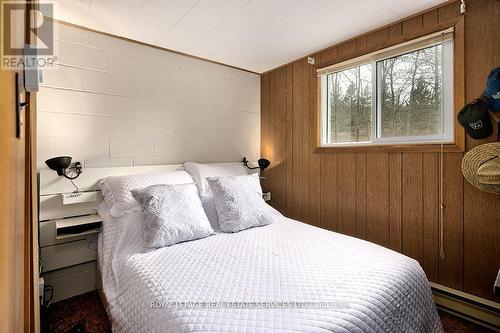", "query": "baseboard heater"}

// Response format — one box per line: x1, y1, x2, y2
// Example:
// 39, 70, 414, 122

431, 282, 500, 331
